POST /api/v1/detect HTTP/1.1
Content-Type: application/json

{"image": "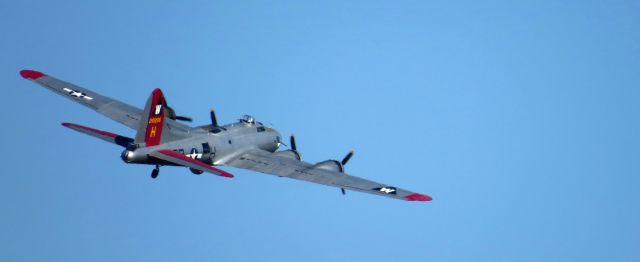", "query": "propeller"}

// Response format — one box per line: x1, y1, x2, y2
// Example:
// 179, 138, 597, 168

166, 105, 192, 122
210, 109, 218, 127
290, 134, 297, 152
175, 116, 193, 122
287, 133, 352, 195
289, 134, 302, 160
339, 150, 354, 195
341, 150, 354, 166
